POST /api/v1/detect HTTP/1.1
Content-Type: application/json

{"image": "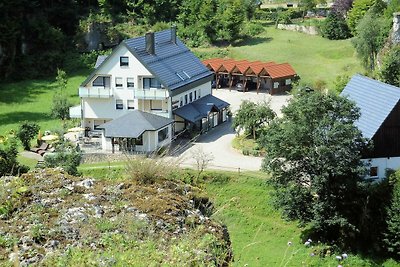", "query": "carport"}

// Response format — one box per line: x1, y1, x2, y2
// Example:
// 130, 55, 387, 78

203, 58, 298, 94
